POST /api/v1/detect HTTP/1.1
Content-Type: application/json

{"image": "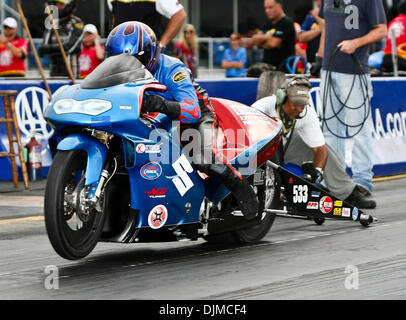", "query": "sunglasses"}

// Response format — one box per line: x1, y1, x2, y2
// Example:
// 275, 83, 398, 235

184, 30, 194, 34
